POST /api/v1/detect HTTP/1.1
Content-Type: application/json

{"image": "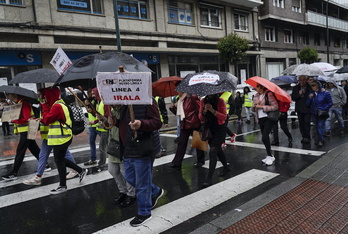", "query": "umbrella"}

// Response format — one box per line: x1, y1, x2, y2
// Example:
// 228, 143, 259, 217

152, 76, 183, 98
55, 52, 152, 88
336, 65, 348, 74
0, 85, 38, 101
282, 64, 326, 76
270, 75, 297, 86
310, 62, 337, 72
175, 71, 238, 97
245, 76, 291, 103
9, 68, 59, 84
